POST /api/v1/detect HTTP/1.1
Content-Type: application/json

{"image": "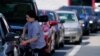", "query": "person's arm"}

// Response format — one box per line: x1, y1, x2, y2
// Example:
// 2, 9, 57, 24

21, 23, 28, 38
26, 37, 37, 43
